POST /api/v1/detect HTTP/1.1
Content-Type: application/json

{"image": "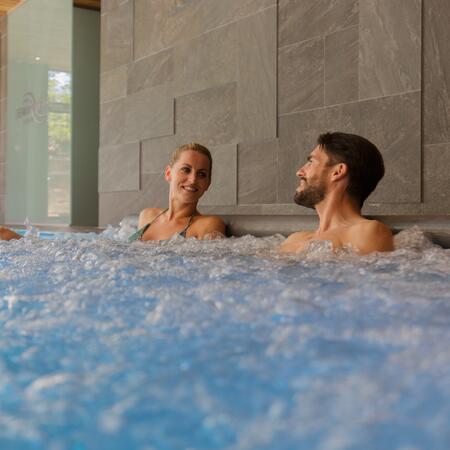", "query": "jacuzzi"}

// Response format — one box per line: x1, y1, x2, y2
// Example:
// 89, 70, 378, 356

1, 225, 449, 449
